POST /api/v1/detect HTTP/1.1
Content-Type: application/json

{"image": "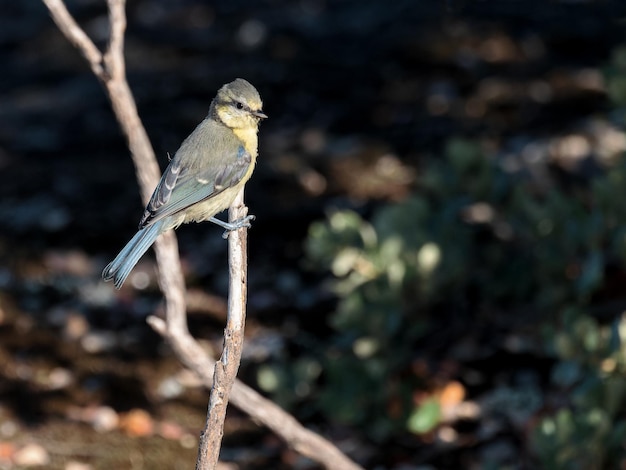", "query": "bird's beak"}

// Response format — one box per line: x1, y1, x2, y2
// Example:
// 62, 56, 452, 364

253, 110, 268, 119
